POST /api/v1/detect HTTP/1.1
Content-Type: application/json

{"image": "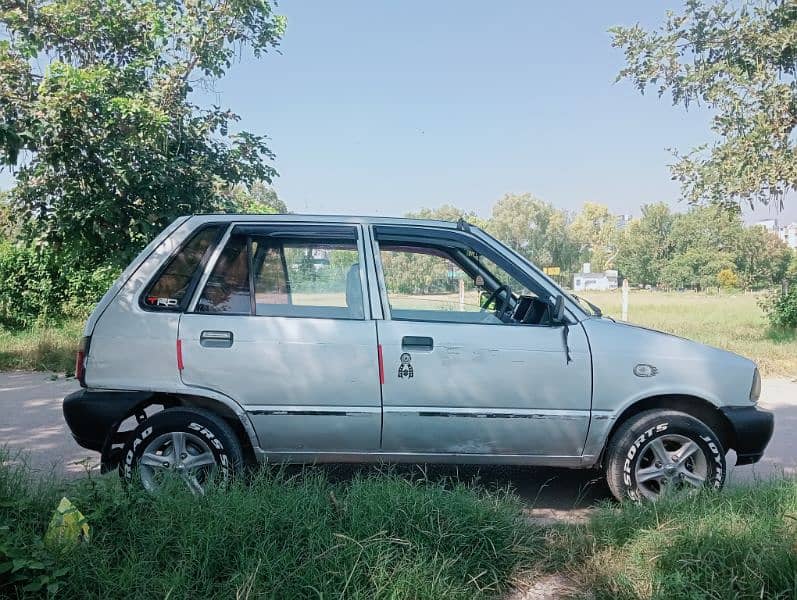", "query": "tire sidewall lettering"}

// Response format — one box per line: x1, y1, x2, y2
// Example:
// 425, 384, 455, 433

123, 419, 231, 486
618, 419, 725, 499
623, 423, 669, 490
